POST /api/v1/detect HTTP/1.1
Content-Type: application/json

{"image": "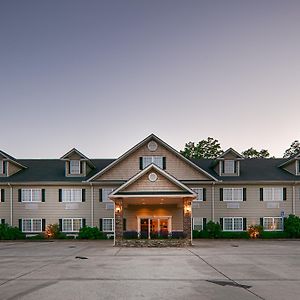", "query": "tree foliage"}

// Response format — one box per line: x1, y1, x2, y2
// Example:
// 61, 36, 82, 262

180, 137, 223, 159
283, 140, 300, 158
242, 147, 270, 158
